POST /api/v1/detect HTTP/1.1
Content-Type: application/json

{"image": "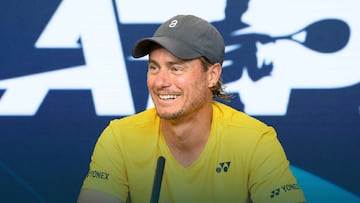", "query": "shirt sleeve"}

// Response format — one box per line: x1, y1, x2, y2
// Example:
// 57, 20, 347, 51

248, 127, 306, 203
80, 121, 129, 202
